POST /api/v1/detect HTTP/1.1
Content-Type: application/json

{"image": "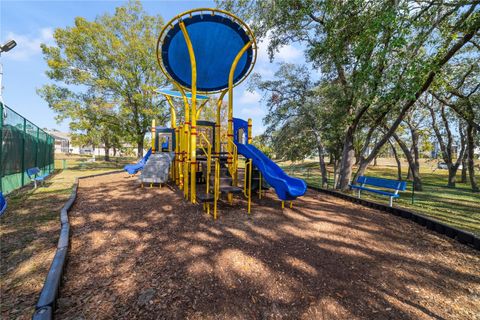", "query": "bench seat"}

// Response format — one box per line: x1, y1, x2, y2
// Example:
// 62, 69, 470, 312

349, 176, 407, 207
350, 185, 400, 198
26, 167, 49, 188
